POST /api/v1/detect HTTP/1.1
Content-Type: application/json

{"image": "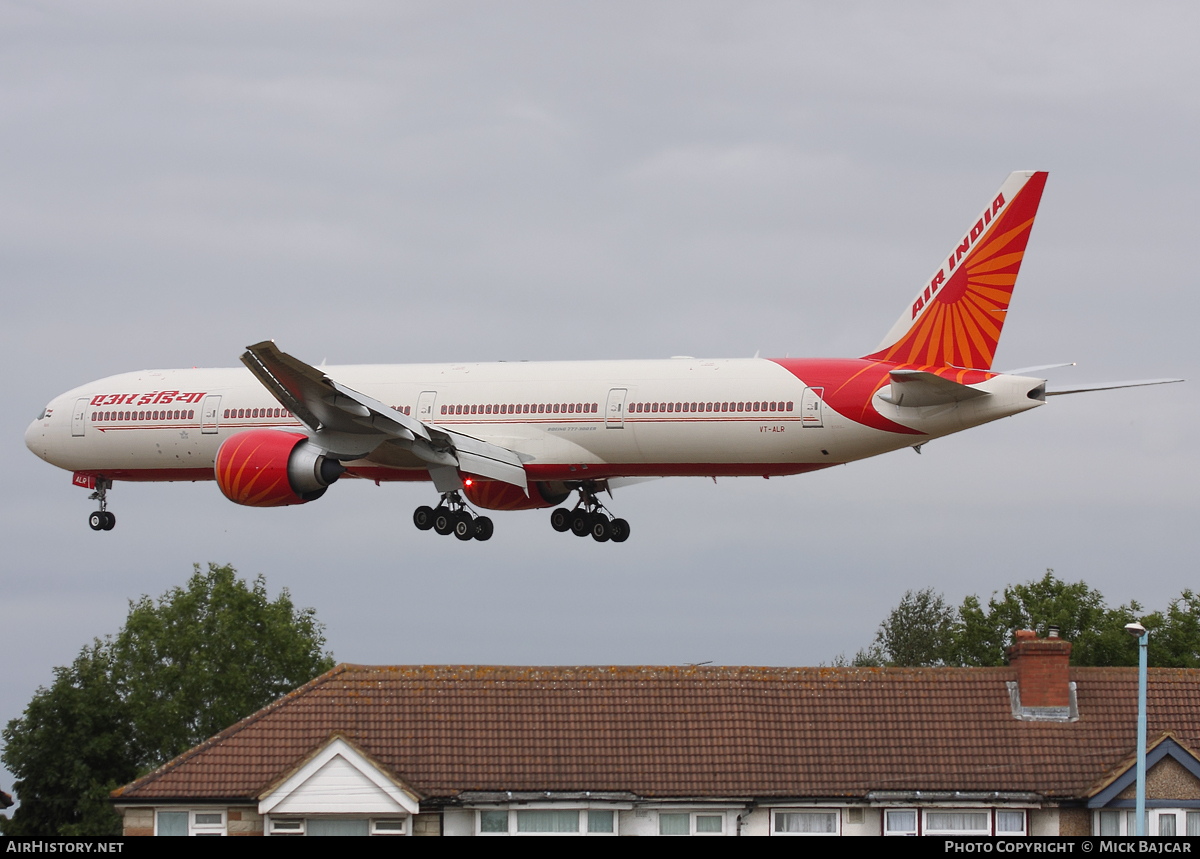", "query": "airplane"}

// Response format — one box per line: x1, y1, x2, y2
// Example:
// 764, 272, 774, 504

25, 170, 1182, 542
